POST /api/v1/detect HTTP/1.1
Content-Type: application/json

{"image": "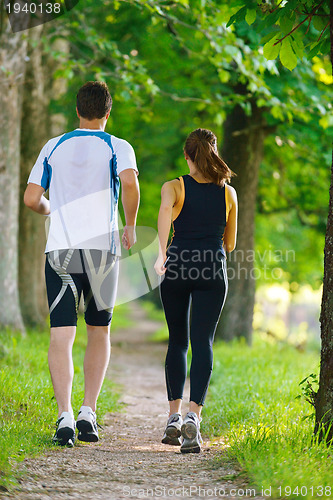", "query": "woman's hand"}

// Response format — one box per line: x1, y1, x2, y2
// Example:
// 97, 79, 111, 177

154, 254, 168, 276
